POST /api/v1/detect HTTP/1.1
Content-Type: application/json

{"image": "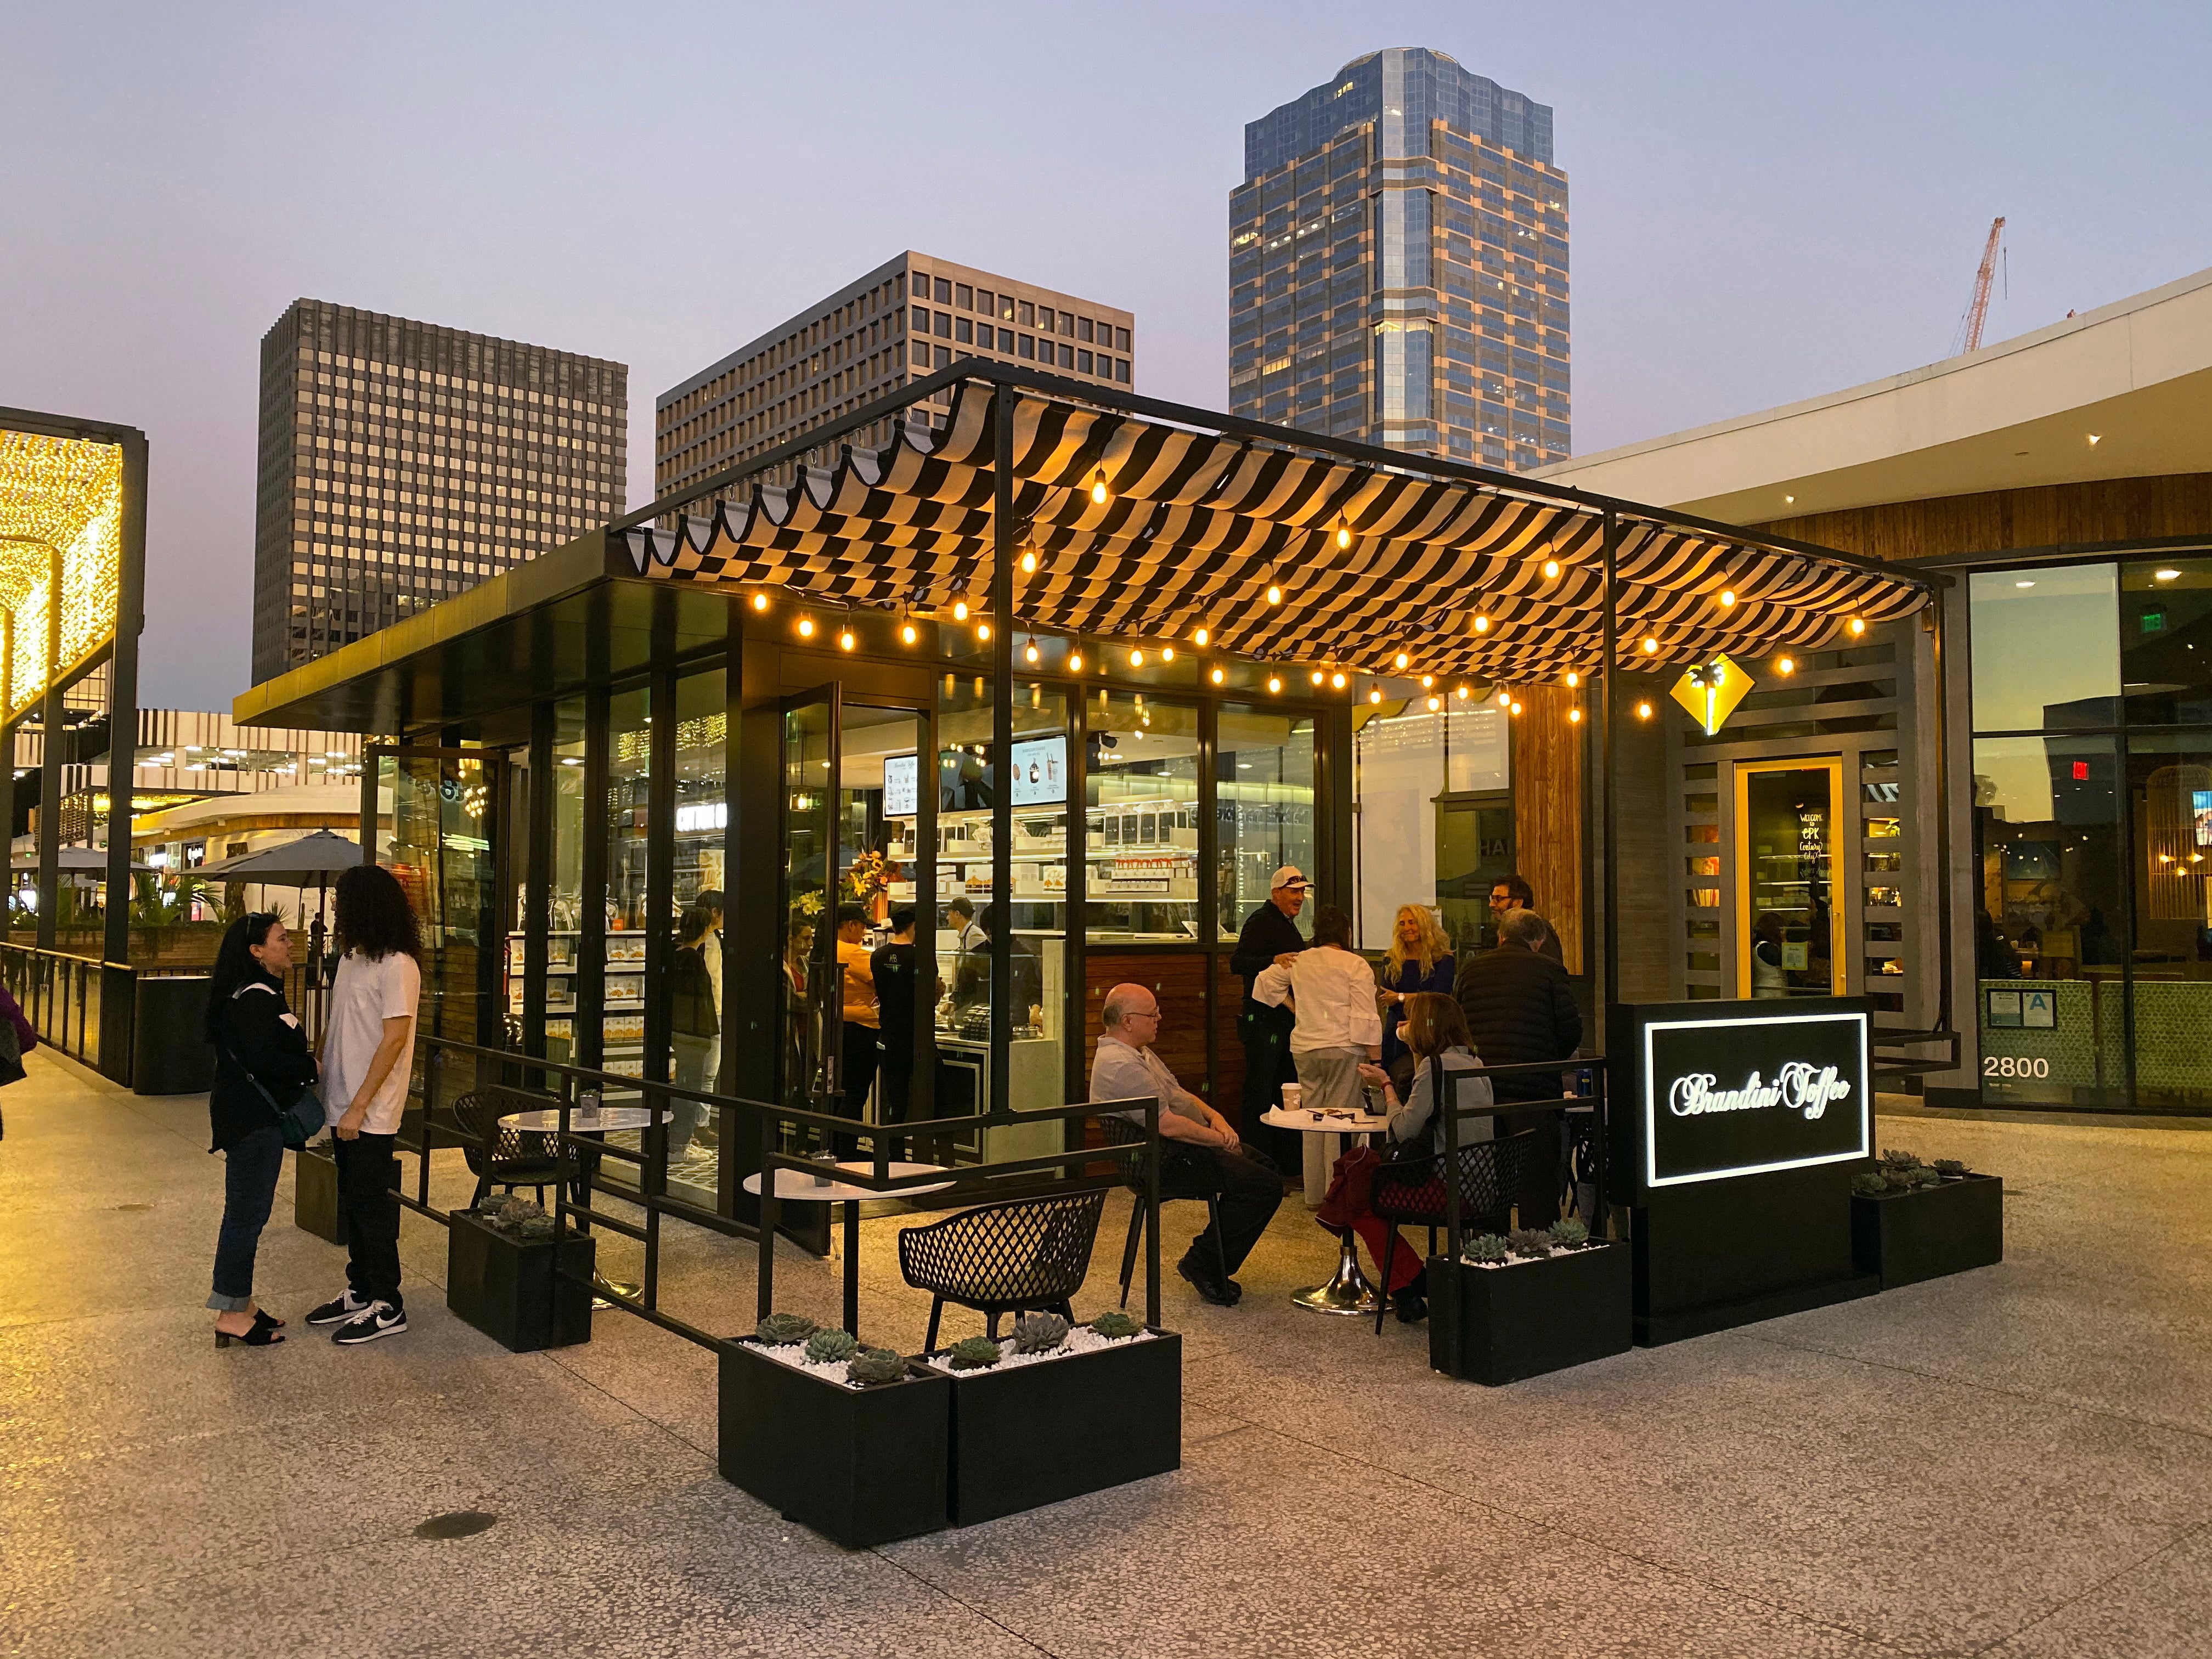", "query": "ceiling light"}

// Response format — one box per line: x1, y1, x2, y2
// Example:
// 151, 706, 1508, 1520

1091, 467, 1109, 504
1454, 684, 1470, 699
952, 599, 969, 622
1565, 670, 1579, 689
1847, 617, 1866, 636
2155, 568, 2181, 581
1784, 494, 1795, 505
1473, 613, 1491, 634
1393, 651, 1410, 670
1641, 636, 1658, 653
1161, 646, 1175, 662
2015, 580, 2035, 589
2086, 434, 2102, 447
1330, 671, 1347, 689
1024, 640, 1039, 663
900, 621, 918, 644
1542, 558, 1560, 579
1193, 627, 1210, 647
1130, 648, 1145, 667
1311, 669, 1325, 686
797, 616, 815, 639
1069, 651, 1084, 672
977, 622, 991, 641
1335, 516, 1352, 551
